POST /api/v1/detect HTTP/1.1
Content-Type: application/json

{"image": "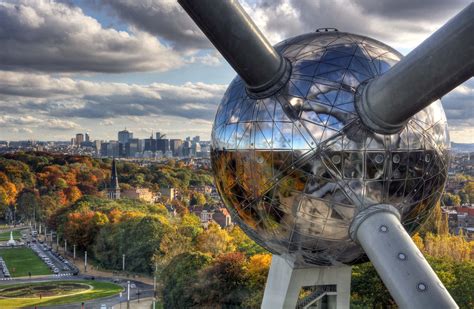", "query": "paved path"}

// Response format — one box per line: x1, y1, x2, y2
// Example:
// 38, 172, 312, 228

45, 279, 154, 309
0, 226, 157, 308
0, 276, 154, 309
